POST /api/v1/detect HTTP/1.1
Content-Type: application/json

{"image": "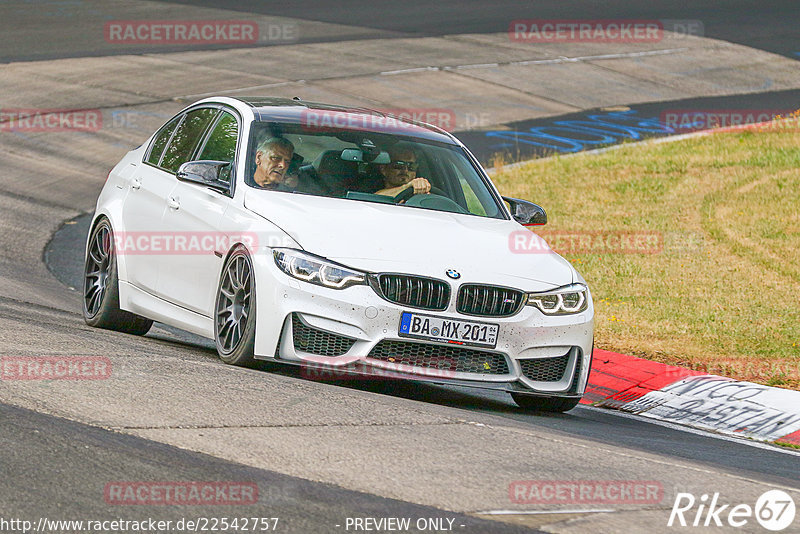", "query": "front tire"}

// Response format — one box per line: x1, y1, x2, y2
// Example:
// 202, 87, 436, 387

511, 394, 581, 413
83, 218, 153, 335
214, 246, 257, 366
